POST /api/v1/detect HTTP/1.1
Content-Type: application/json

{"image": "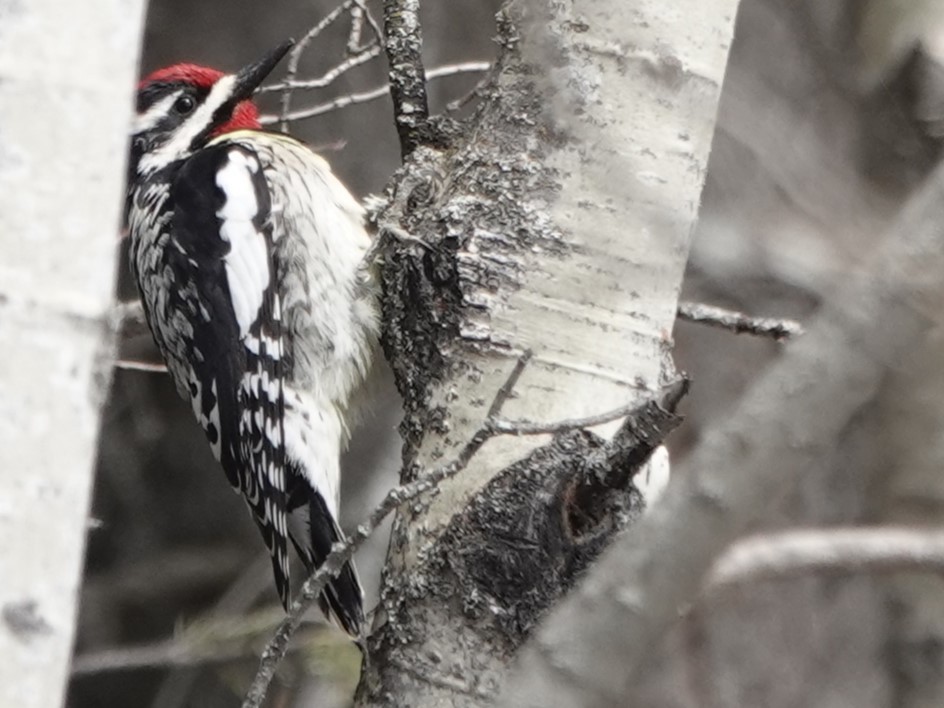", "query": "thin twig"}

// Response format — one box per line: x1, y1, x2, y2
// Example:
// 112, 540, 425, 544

432, 61, 492, 84
490, 381, 680, 436
72, 638, 255, 676
677, 300, 804, 340
350, 0, 385, 51
241, 351, 532, 708
708, 527, 944, 590
383, 0, 429, 158
266, 85, 391, 124
444, 65, 495, 113
260, 44, 383, 94
260, 62, 491, 125
487, 351, 530, 418
347, 2, 367, 53
114, 359, 167, 373
278, 0, 360, 132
